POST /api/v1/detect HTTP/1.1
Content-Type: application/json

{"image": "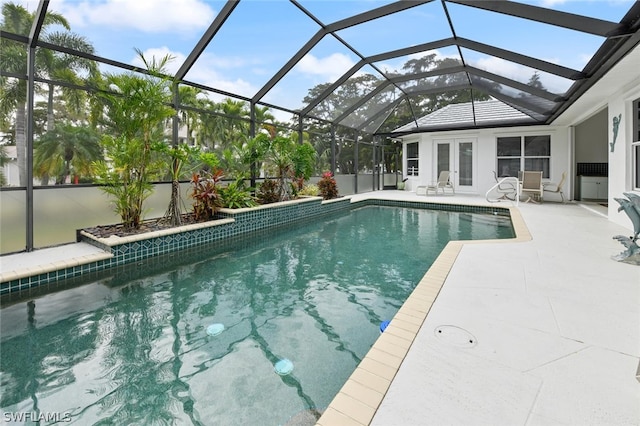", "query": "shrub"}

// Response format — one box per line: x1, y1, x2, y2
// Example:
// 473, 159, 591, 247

318, 171, 339, 200
219, 179, 258, 209
251, 133, 316, 202
190, 169, 223, 221
256, 179, 280, 204
298, 184, 319, 196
